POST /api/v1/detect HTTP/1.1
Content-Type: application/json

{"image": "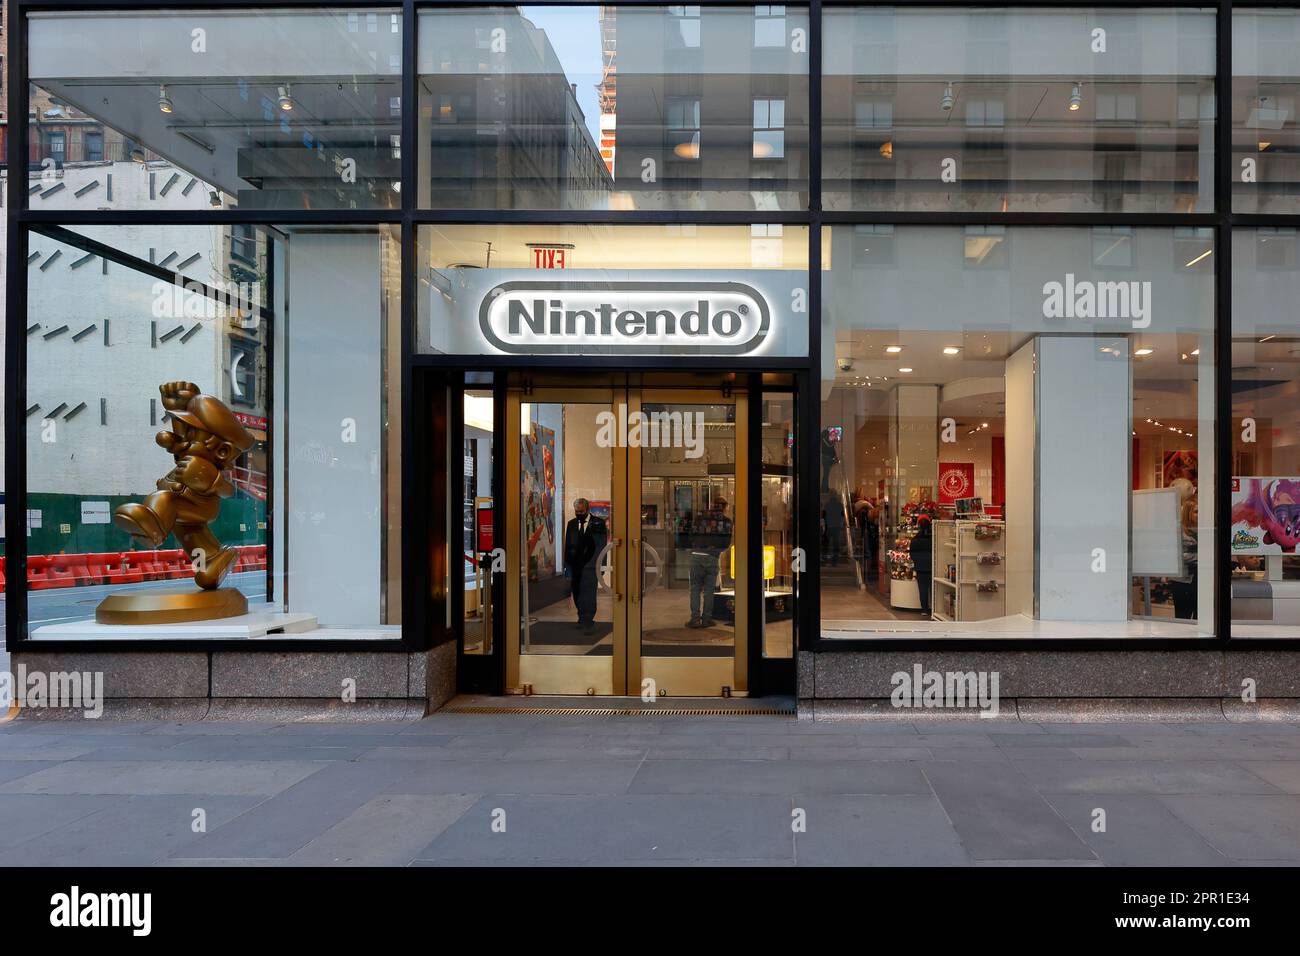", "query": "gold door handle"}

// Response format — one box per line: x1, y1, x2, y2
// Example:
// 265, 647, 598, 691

631, 538, 641, 604
612, 537, 623, 603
